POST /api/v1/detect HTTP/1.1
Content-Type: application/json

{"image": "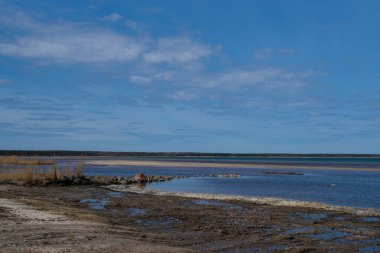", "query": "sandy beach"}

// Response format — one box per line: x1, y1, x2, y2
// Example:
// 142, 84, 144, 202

87, 160, 380, 172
